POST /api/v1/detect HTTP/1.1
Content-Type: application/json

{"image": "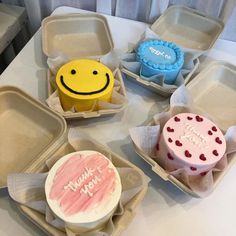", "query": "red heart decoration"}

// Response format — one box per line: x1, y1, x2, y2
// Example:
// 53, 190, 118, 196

175, 140, 183, 146
212, 126, 217, 132
215, 137, 222, 144
167, 153, 174, 160
213, 150, 219, 156
199, 154, 207, 161
196, 115, 203, 122
184, 150, 192, 158
200, 172, 207, 176
167, 127, 174, 132
168, 138, 173, 143
174, 116, 180, 122
208, 130, 213, 135
190, 166, 197, 171
187, 116, 193, 120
